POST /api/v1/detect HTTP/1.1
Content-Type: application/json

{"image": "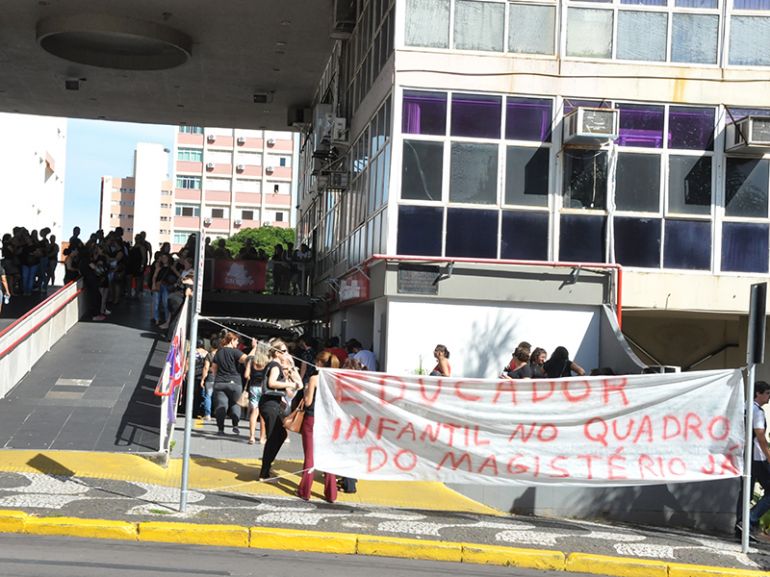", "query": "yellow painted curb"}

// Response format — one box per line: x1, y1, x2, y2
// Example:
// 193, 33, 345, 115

357, 535, 462, 562
138, 521, 248, 547
567, 553, 668, 577
25, 516, 137, 541
668, 563, 770, 577
462, 543, 565, 571
0, 510, 27, 533
250, 526, 357, 555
